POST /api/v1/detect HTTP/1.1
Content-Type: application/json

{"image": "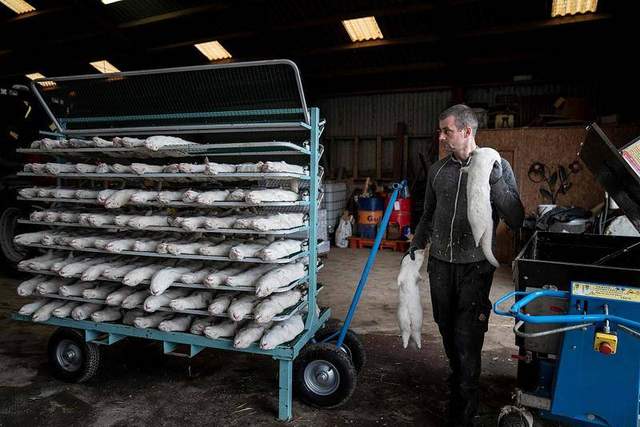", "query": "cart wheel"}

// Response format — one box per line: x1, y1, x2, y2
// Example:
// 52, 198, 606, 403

293, 343, 357, 408
497, 406, 534, 427
314, 327, 366, 373
0, 207, 30, 270
47, 328, 101, 383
